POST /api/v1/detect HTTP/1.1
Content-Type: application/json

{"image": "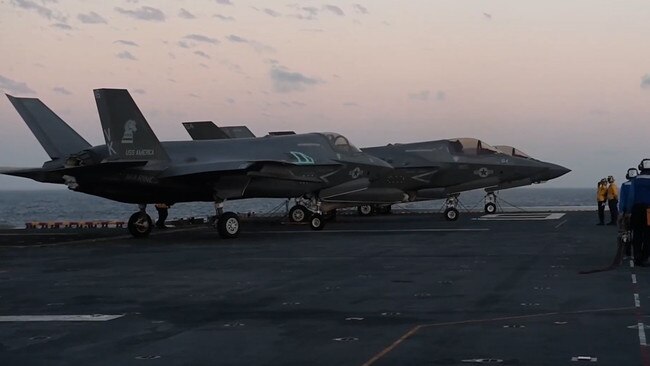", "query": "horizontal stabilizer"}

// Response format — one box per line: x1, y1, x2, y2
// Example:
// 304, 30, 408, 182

182, 121, 230, 140
220, 126, 255, 139
94, 89, 169, 161
7, 95, 91, 159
